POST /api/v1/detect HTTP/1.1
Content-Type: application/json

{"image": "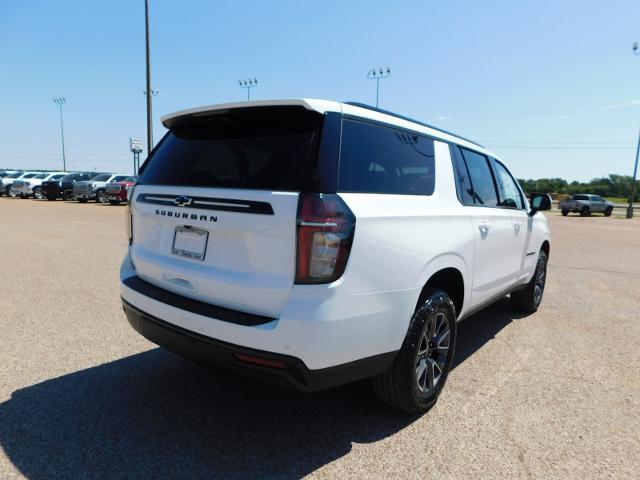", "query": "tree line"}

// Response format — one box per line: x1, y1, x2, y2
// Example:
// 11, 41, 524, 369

517, 174, 638, 201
